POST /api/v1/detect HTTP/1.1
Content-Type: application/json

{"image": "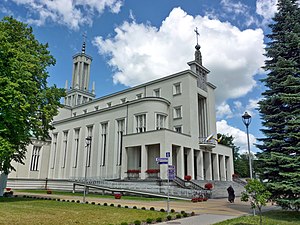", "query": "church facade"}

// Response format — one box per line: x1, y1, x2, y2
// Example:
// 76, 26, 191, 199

9, 41, 234, 182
